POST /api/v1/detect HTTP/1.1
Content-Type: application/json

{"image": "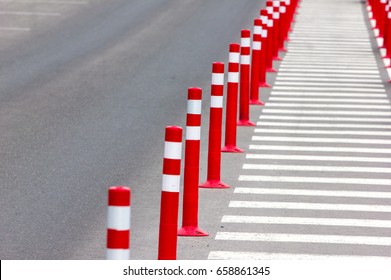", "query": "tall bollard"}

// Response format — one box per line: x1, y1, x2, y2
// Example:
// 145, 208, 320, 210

238, 30, 256, 126
279, 0, 289, 50
158, 126, 183, 260
178, 88, 208, 236
262, 9, 277, 73
106, 186, 131, 260
259, 11, 271, 86
250, 28, 265, 106
222, 43, 244, 153
200, 62, 231, 189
